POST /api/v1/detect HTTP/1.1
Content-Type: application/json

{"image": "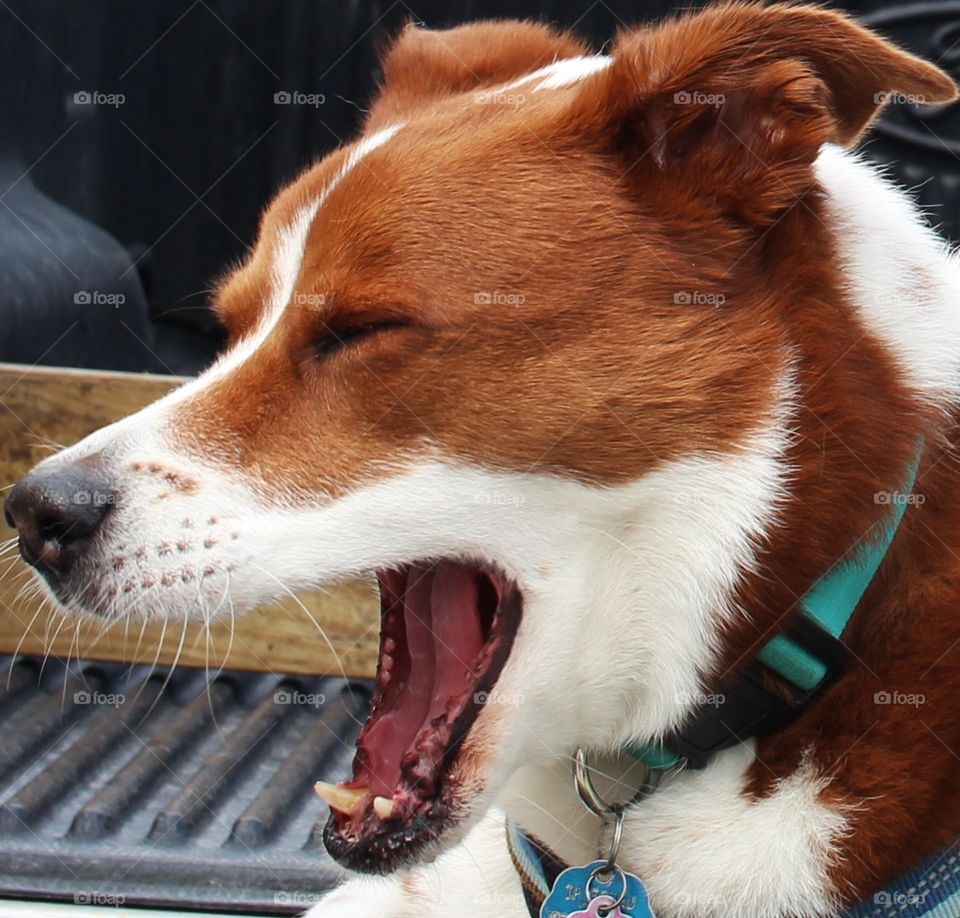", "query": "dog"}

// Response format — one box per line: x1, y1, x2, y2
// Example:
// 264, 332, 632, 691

7, 3, 960, 915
